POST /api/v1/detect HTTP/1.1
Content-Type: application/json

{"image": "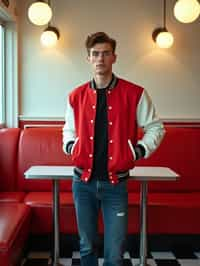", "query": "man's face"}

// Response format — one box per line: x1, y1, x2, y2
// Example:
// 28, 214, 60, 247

87, 42, 116, 76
